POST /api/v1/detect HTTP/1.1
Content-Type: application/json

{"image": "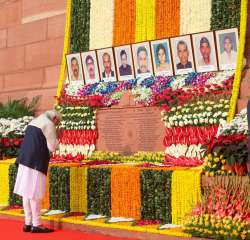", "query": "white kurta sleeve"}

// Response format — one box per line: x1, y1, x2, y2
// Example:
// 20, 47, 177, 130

47, 139, 59, 152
